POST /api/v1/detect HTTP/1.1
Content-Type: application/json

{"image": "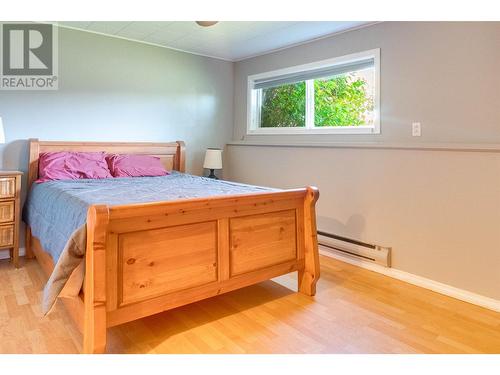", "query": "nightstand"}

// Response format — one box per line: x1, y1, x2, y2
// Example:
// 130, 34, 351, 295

0, 171, 22, 268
